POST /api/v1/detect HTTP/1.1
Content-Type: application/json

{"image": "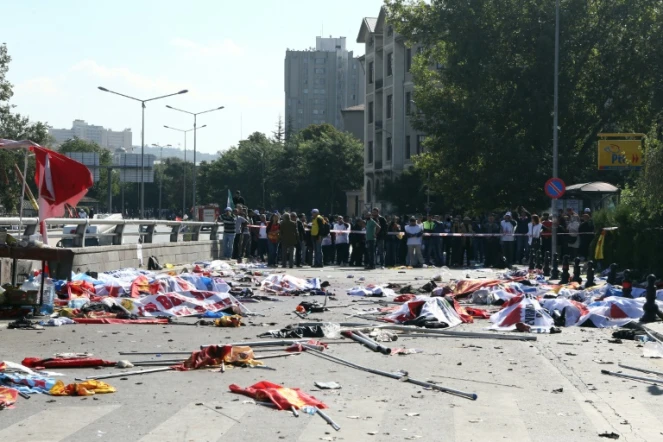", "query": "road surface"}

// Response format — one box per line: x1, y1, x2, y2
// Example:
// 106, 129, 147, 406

1, 265, 662, 442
